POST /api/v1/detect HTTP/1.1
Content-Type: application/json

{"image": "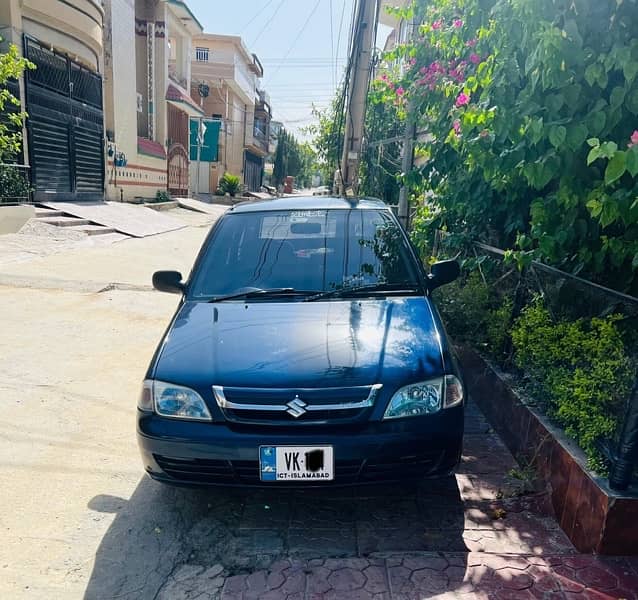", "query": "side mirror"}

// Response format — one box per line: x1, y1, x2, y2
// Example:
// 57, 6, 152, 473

428, 259, 460, 290
153, 270, 185, 294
